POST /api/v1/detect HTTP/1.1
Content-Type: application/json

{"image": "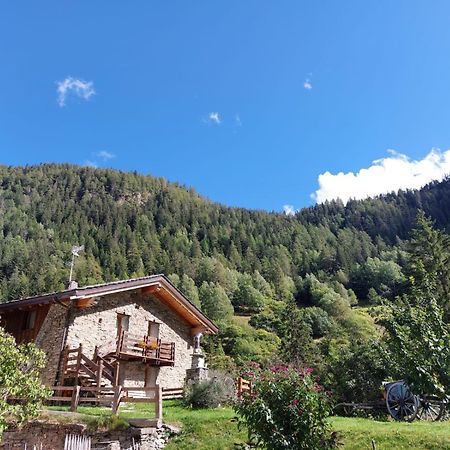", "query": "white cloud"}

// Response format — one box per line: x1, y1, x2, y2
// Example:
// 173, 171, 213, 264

312, 148, 450, 204
57, 77, 95, 107
235, 114, 242, 126
96, 150, 115, 161
283, 204, 296, 216
303, 79, 312, 90
208, 112, 221, 124
83, 160, 97, 168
